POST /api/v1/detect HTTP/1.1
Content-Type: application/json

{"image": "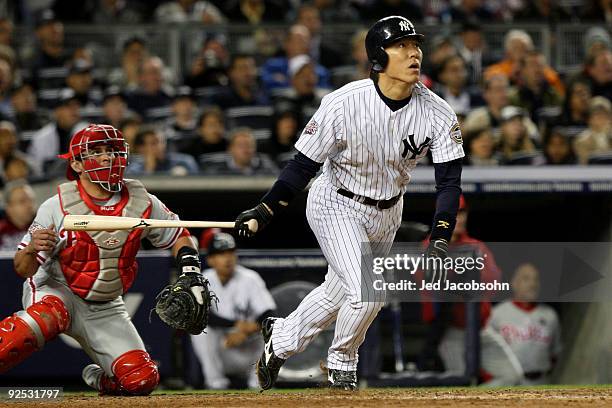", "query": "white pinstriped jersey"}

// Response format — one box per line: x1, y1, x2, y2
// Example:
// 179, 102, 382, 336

295, 79, 465, 200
